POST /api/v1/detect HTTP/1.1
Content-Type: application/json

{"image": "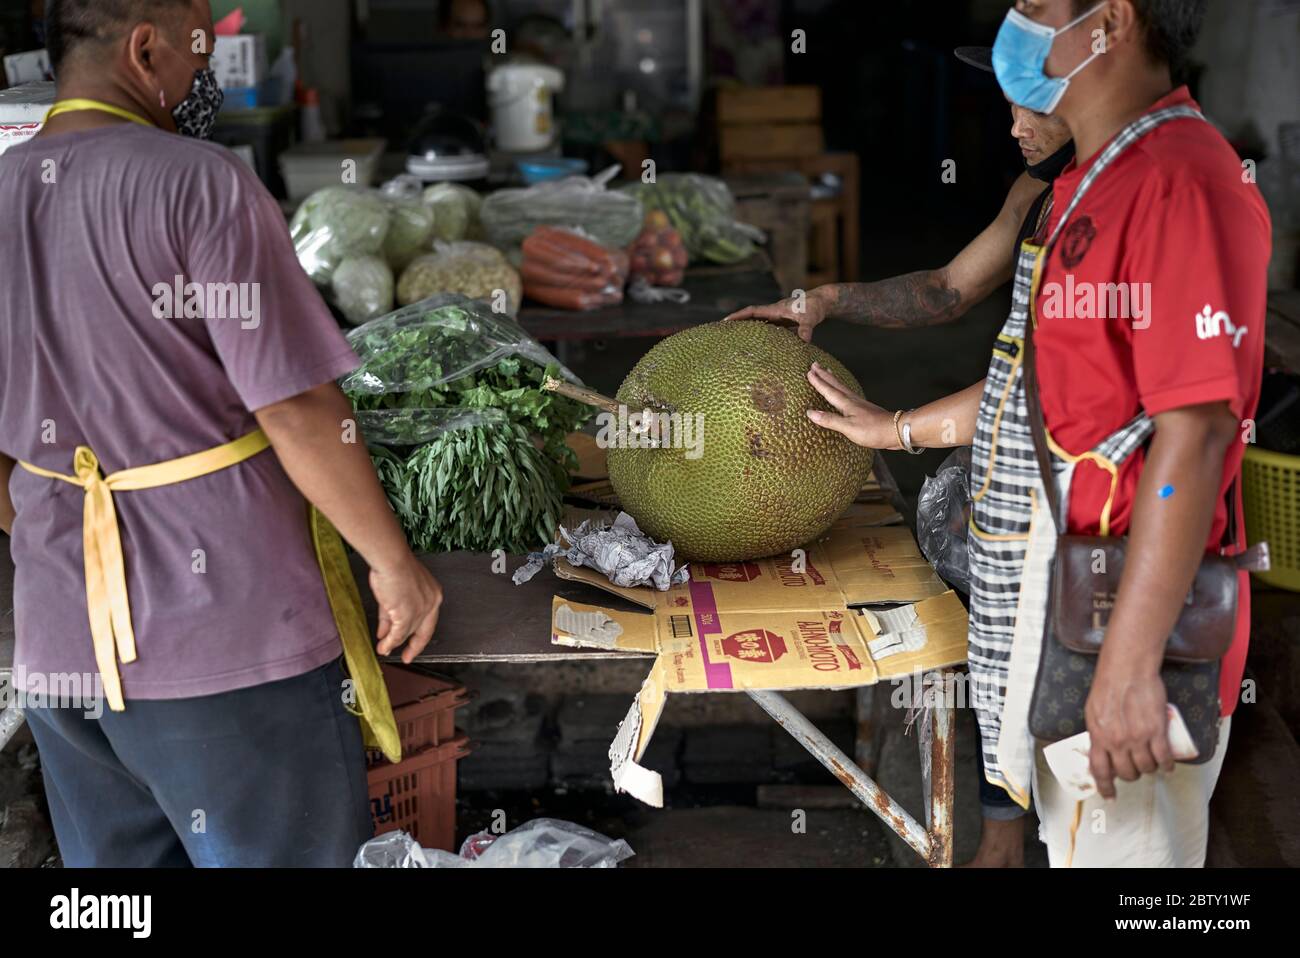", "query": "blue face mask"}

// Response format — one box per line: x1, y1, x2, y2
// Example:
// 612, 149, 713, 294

993, 2, 1106, 114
